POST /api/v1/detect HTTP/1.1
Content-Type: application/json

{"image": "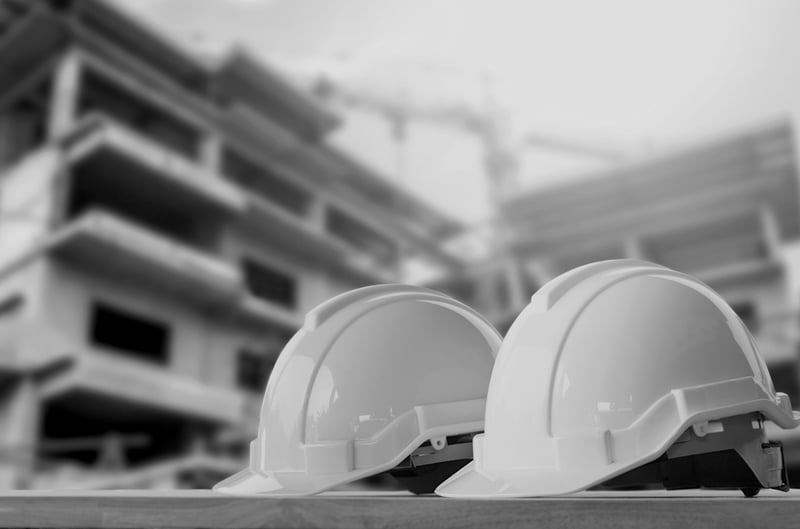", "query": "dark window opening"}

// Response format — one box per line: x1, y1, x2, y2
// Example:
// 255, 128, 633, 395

242, 259, 297, 308
90, 303, 170, 364
78, 70, 200, 159
237, 348, 274, 393
0, 81, 49, 169
236, 328, 293, 392
77, 15, 210, 99
326, 208, 398, 265
436, 278, 476, 307
221, 148, 311, 215
40, 398, 210, 469
0, 294, 23, 317
66, 165, 217, 251
0, 294, 24, 338
769, 361, 799, 405
730, 301, 759, 334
